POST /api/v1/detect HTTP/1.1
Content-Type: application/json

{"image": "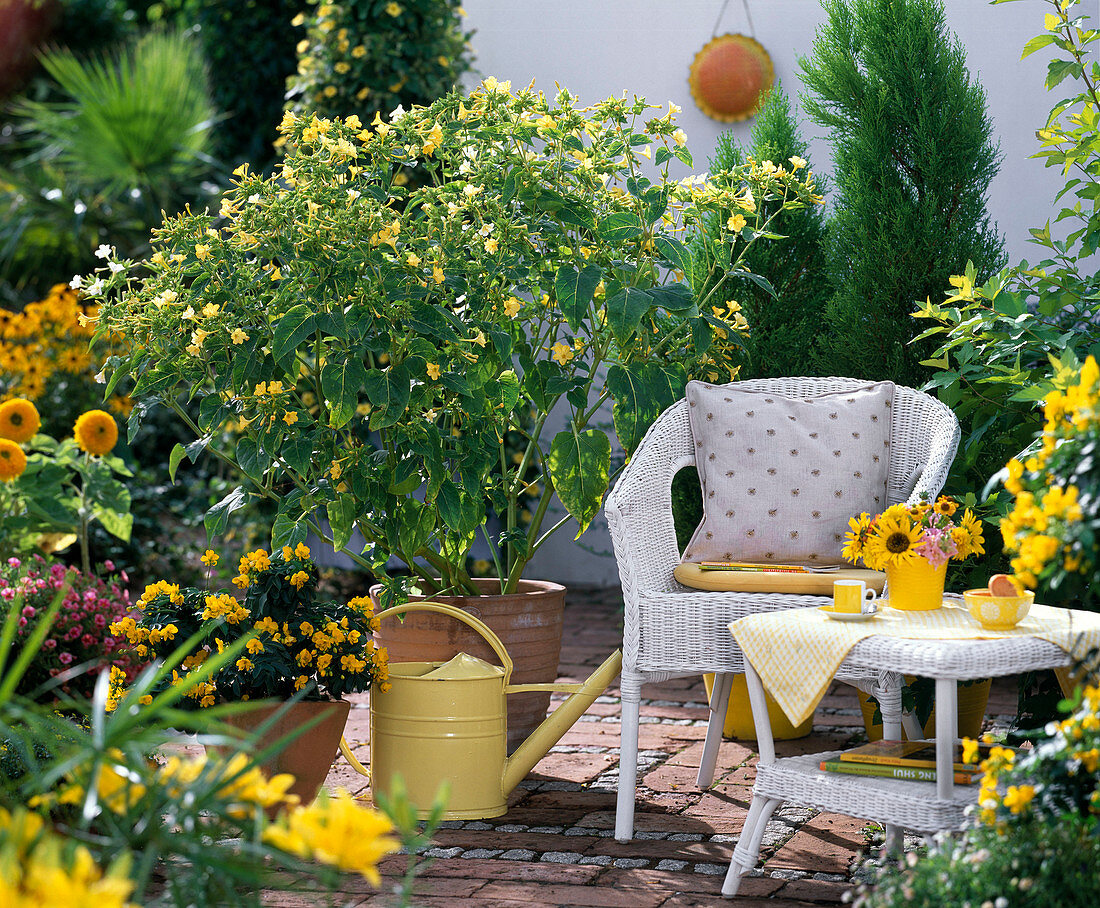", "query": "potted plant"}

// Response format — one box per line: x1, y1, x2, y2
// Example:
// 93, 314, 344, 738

89, 81, 822, 743
110, 544, 389, 803
843, 495, 989, 738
